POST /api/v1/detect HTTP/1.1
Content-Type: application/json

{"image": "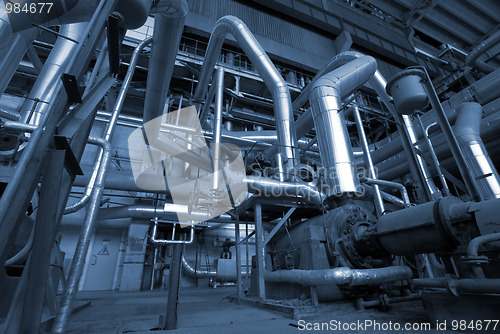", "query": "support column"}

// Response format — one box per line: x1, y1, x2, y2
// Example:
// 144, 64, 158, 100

164, 243, 182, 330
254, 203, 265, 300
235, 222, 242, 304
